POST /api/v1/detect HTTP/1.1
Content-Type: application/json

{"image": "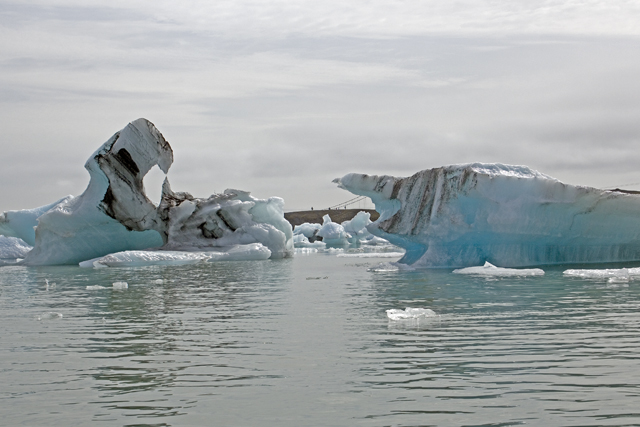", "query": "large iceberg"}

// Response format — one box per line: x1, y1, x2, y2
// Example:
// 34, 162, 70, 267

334, 163, 640, 267
0, 119, 293, 266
